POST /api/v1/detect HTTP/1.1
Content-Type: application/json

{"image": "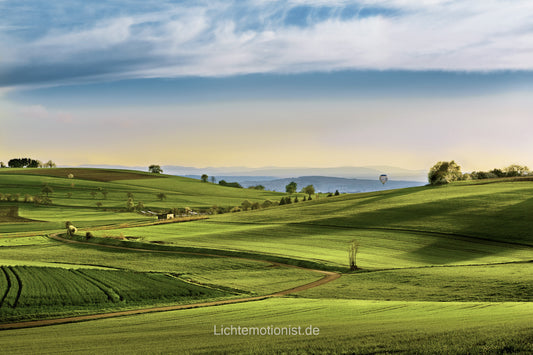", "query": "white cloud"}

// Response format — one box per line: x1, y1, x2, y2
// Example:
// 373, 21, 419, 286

2, 0, 533, 87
